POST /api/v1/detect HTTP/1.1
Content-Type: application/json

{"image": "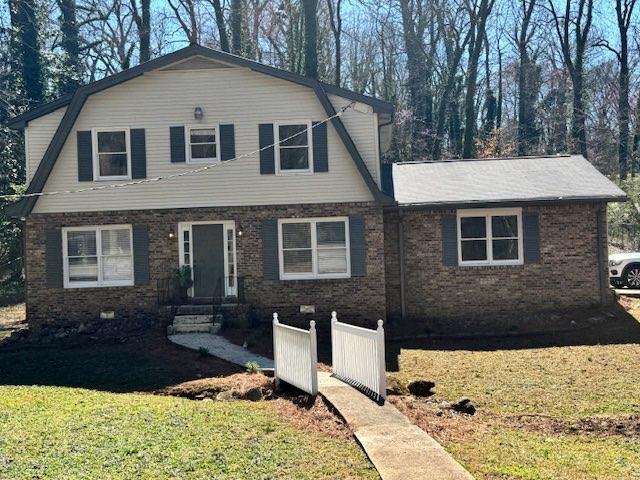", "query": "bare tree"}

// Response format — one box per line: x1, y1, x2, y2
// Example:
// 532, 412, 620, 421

130, 0, 151, 62
548, 0, 593, 157
326, 0, 342, 86
462, 0, 495, 158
